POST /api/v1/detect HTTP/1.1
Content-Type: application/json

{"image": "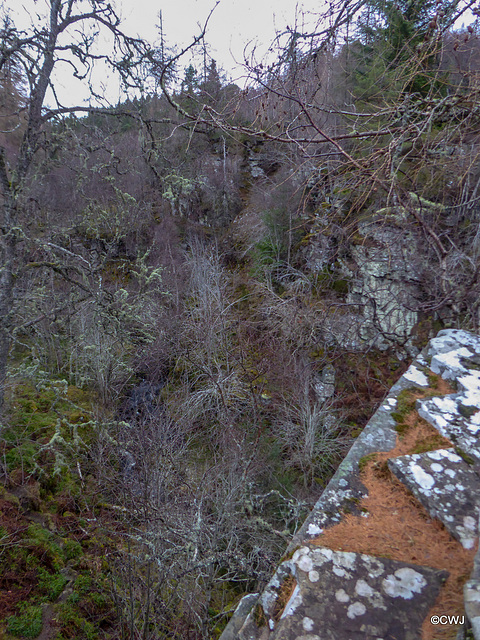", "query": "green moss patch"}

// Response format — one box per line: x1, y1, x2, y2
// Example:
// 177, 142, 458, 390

7, 604, 43, 639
